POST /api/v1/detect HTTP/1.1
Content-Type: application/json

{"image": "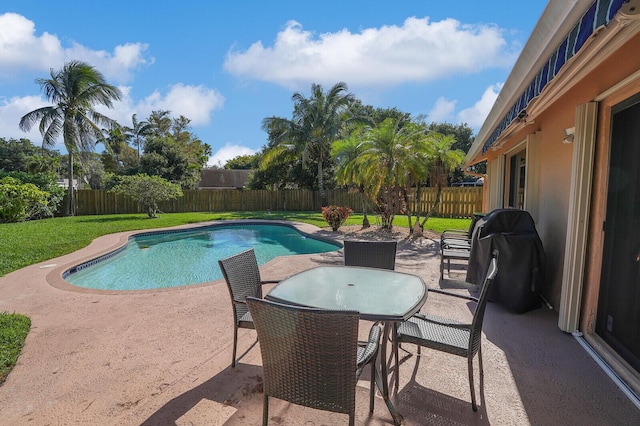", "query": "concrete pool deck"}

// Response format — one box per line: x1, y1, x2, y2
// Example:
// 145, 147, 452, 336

1, 220, 639, 425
